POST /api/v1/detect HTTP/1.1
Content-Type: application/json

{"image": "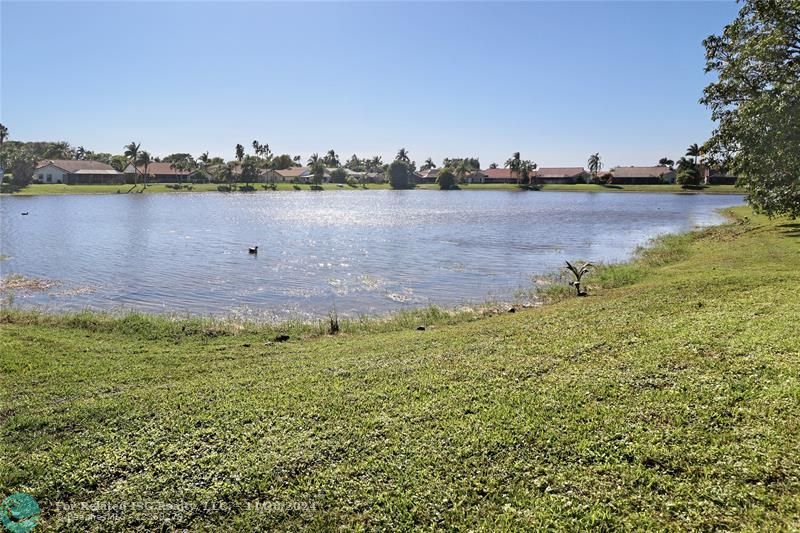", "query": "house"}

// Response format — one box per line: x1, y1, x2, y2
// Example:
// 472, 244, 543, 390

481, 168, 517, 184
272, 166, 313, 183
123, 162, 193, 183
706, 173, 737, 185
417, 169, 440, 184
701, 166, 737, 185
608, 166, 676, 185
533, 167, 588, 184
34, 160, 123, 184
463, 171, 488, 184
